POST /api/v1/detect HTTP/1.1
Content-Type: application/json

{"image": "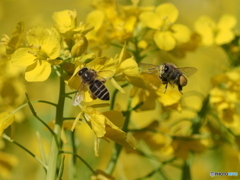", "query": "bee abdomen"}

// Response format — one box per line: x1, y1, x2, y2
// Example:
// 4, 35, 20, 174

89, 80, 110, 100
